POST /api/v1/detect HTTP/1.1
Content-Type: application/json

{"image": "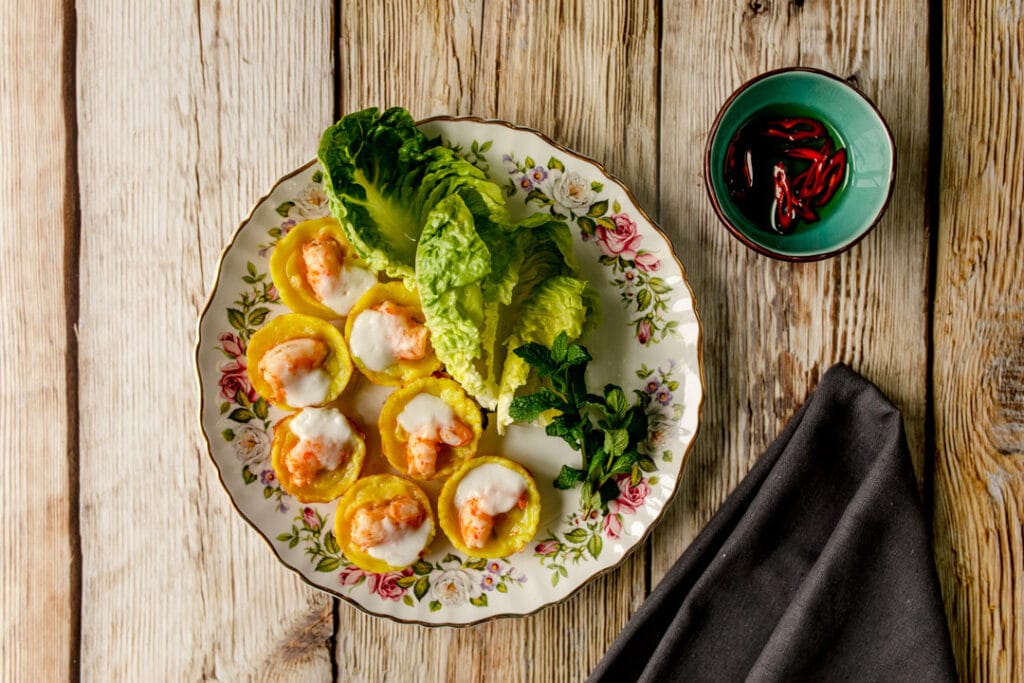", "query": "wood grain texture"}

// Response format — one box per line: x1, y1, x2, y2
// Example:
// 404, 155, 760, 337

0, 1, 75, 680
653, 0, 931, 583
76, 2, 335, 679
335, 1, 656, 679
3, 0, 1016, 678
933, 0, 1024, 678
